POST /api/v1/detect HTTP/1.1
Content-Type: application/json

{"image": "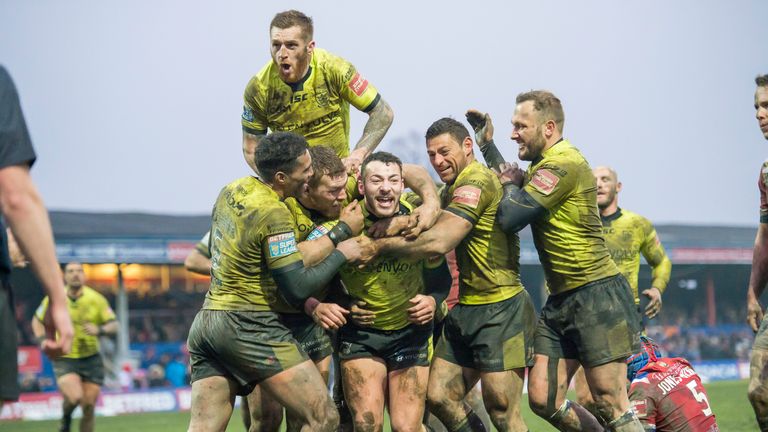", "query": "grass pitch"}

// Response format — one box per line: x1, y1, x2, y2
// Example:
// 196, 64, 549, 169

0, 380, 755, 431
